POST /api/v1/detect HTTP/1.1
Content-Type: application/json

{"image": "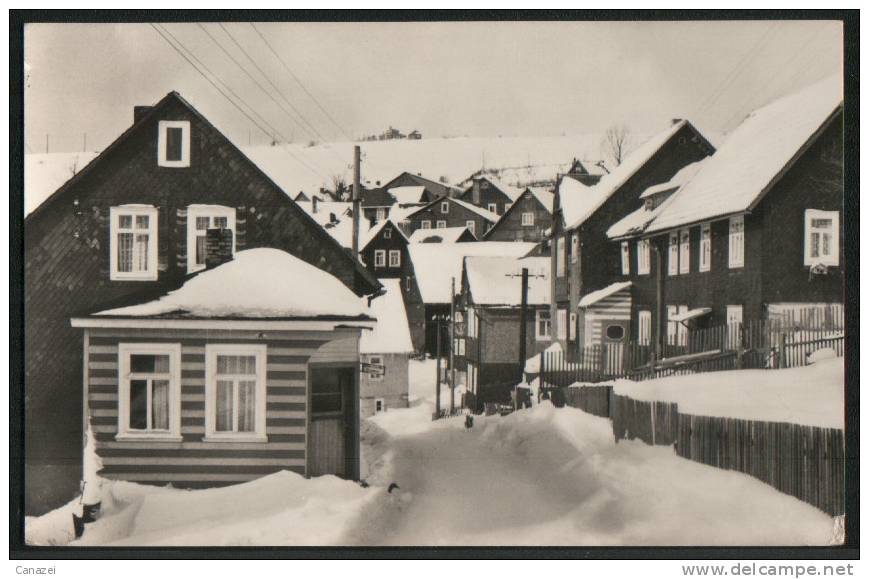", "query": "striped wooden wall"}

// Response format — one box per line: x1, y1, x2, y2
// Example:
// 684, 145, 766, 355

85, 327, 356, 488
582, 287, 632, 345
